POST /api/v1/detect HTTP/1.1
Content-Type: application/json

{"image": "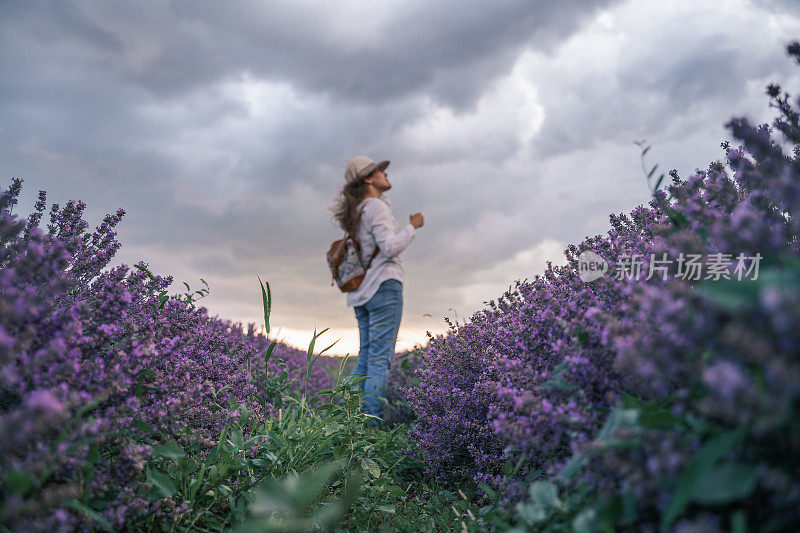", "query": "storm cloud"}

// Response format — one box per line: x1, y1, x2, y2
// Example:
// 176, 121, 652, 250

2, 0, 799, 354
